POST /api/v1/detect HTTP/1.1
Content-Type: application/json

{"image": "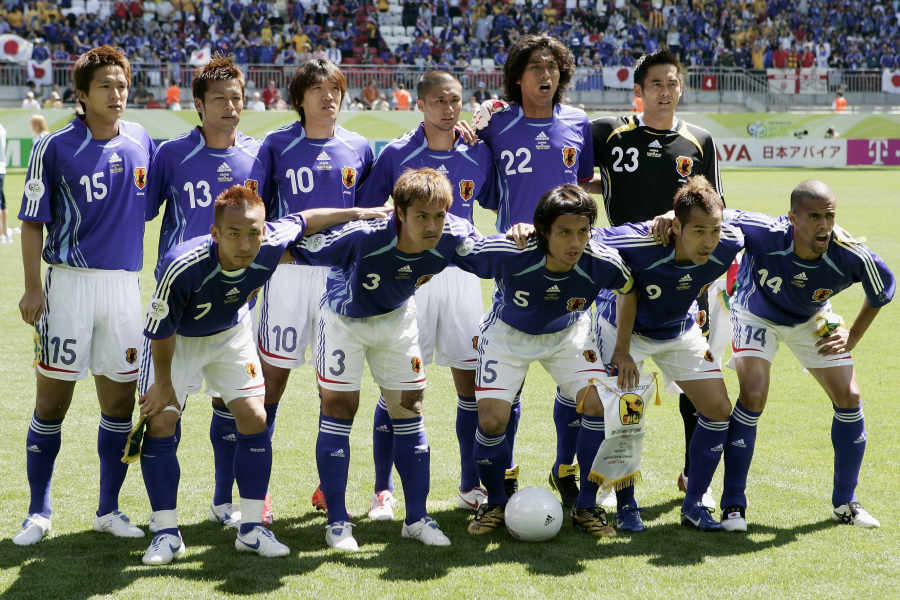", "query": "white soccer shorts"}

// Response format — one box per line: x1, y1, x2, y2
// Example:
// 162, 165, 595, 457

474, 312, 605, 403
315, 301, 426, 392
595, 317, 724, 392
170, 317, 265, 408
255, 263, 327, 369
35, 265, 142, 382
706, 278, 732, 368
727, 304, 853, 370
414, 265, 483, 370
